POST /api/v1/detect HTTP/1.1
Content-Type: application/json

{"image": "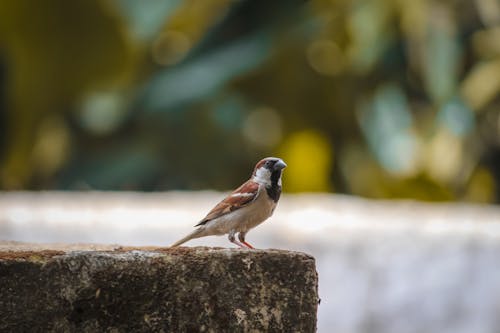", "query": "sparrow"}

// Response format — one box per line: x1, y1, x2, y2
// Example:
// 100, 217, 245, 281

170, 157, 287, 249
